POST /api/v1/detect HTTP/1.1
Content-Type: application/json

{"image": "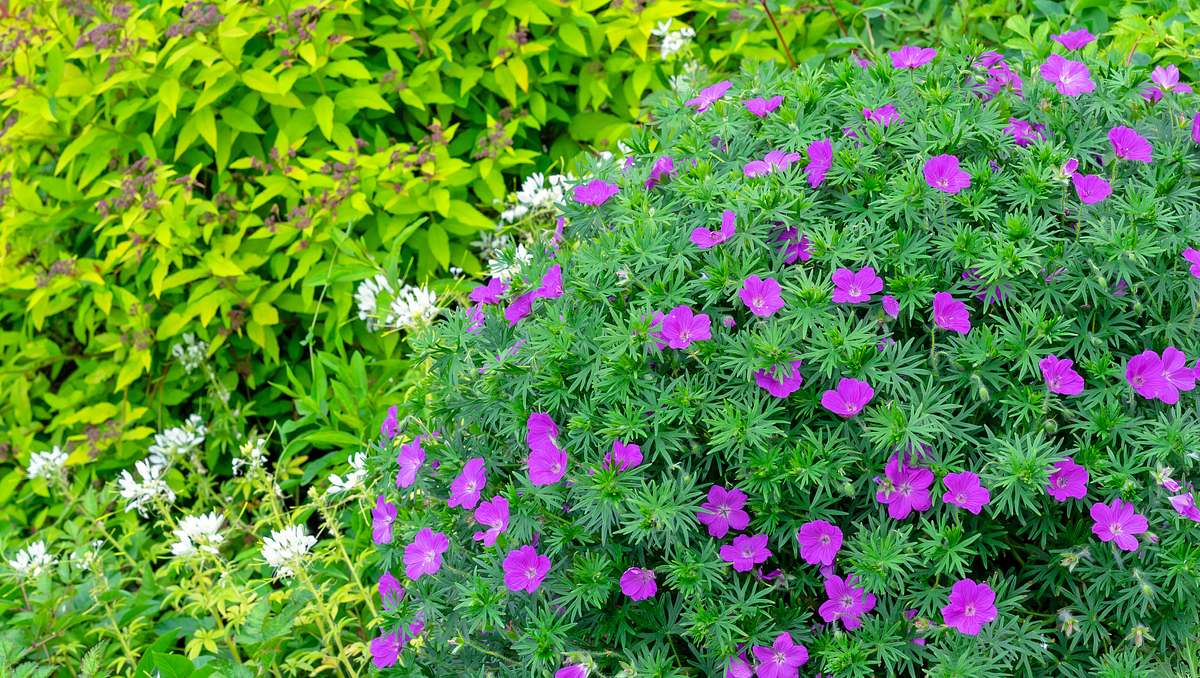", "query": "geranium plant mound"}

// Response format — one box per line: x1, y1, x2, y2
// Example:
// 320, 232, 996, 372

370, 42, 1200, 677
